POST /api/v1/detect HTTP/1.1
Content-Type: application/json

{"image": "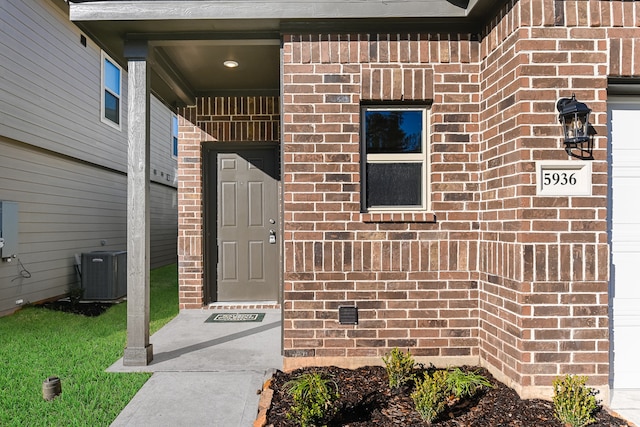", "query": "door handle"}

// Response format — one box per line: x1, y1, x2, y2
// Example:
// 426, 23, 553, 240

269, 229, 276, 244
